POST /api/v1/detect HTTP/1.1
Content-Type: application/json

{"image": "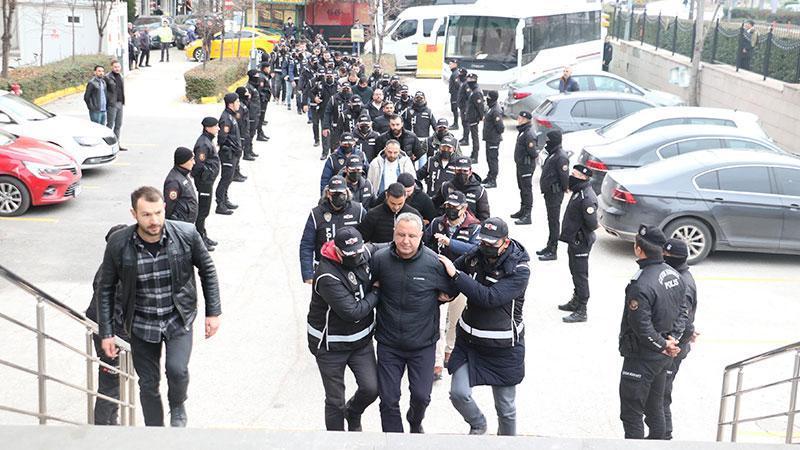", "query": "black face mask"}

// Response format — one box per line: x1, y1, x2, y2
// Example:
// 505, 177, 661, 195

456, 173, 470, 185
346, 171, 360, 182
350, 105, 362, 115
400, 94, 409, 100
414, 98, 425, 106
568, 175, 583, 191
341, 253, 363, 269
664, 255, 687, 269
373, 70, 381, 76
358, 124, 370, 134
439, 151, 451, 161
341, 145, 353, 154
545, 140, 558, 151
467, 80, 477, 88
330, 193, 347, 209
445, 208, 460, 221
436, 129, 447, 139
479, 243, 503, 259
